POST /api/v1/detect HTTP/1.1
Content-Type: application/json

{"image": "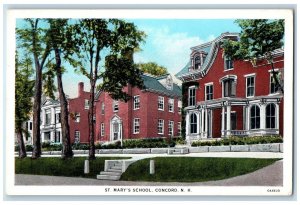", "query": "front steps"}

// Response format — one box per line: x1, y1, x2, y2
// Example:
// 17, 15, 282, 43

97, 161, 123, 181
167, 147, 189, 155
